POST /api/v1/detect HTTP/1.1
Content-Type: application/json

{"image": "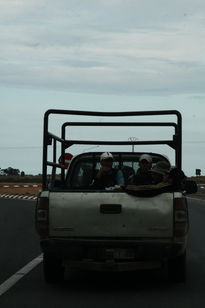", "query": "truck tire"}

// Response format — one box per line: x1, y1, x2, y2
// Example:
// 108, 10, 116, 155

168, 250, 186, 283
43, 253, 65, 283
